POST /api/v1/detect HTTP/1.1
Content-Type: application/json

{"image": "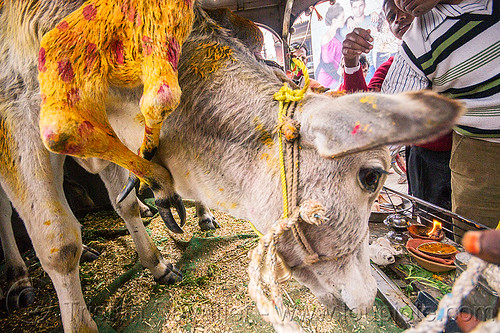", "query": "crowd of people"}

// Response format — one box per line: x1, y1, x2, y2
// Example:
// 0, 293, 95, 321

290, 0, 499, 242
312, 0, 400, 89
287, 1, 498, 329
